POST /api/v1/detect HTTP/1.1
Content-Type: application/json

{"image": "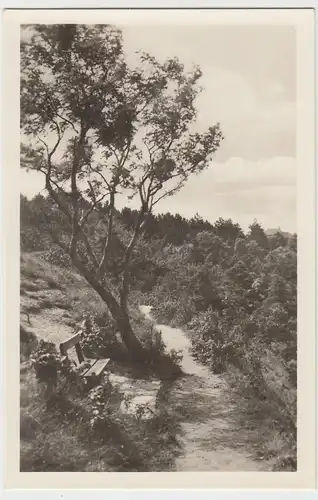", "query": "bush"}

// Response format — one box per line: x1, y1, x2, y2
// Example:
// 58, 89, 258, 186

142, 325, 166, 359
149, 297, 181, 325
30, 341, 60, 385
140, 325, 183, 377
28, 341, 120, 451
80, 314, 128, 361
189, 308, 244, 373
30, 340, 84, 396
87, 375, 118, 436
20, 325, 38, 359
42, 246, 71, 268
